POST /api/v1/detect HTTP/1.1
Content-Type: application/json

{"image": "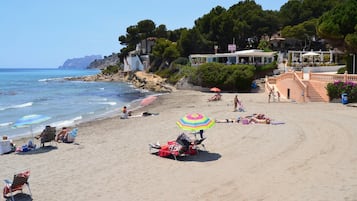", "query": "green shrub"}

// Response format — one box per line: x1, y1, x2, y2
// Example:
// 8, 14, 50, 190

101, 65, 120, 75
256, 61, 277, 72
337, 67, 347, 74
189, 62, 255, 91
326, 81, 357, 102
156, 64, 196, 85
173, 57, 189, 65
